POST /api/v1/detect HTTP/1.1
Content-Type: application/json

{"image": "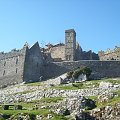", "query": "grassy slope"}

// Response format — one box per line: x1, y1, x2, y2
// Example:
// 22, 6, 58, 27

0, 78, 120, 119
